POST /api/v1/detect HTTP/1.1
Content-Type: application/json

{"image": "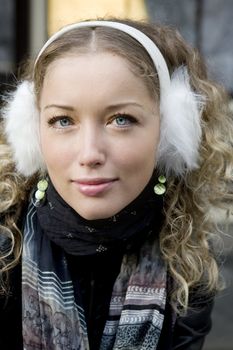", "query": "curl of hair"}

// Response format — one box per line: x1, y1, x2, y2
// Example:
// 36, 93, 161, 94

0, 124, 36, 294
1, 19, 233, 311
